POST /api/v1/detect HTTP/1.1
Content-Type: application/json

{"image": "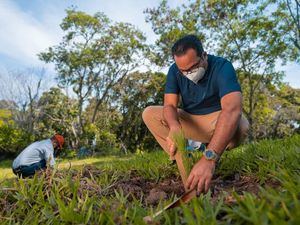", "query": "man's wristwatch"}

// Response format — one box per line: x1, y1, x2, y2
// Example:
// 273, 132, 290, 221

203, 149, 219, 161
